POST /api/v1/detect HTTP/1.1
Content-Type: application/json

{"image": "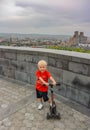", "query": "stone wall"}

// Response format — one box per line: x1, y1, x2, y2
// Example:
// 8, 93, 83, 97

0, 46, 90, 108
